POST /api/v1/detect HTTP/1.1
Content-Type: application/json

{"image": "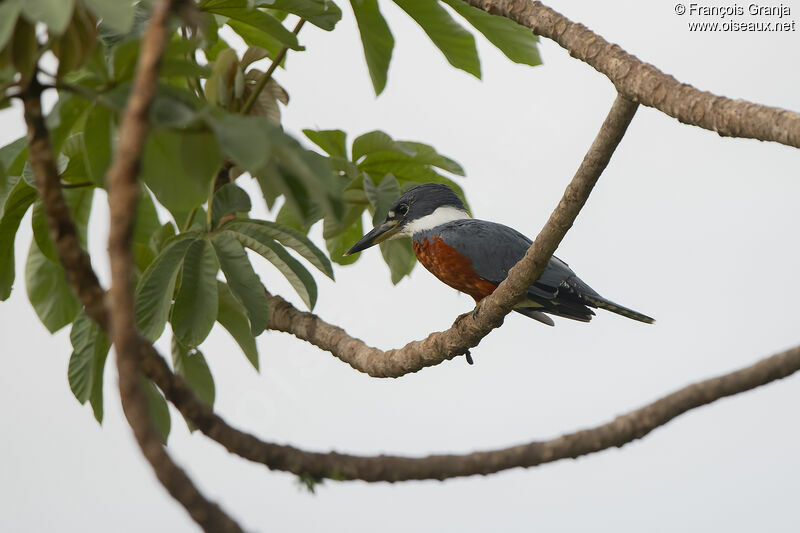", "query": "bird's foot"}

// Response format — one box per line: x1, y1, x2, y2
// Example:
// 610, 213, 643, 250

463, 350, 474, 365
